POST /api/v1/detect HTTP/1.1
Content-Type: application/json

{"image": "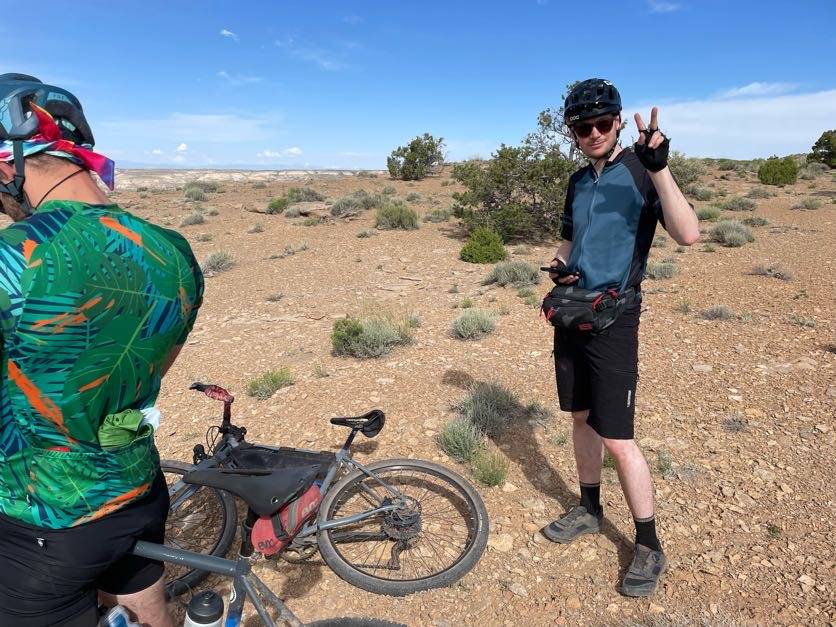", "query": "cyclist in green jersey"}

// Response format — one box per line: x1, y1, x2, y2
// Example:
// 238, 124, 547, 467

0, 73, 203, 626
